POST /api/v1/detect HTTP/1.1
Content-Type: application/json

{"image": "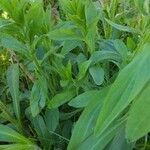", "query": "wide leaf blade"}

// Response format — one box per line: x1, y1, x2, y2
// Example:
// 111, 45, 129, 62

126, 83, 150, 142
95, 43, 150, 135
